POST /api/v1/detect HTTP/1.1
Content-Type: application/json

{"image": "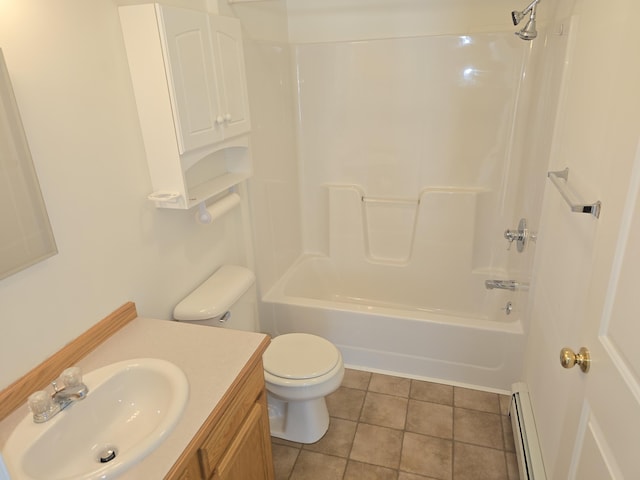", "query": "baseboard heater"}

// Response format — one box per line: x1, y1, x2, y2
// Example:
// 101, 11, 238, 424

510, 382, 547, 480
